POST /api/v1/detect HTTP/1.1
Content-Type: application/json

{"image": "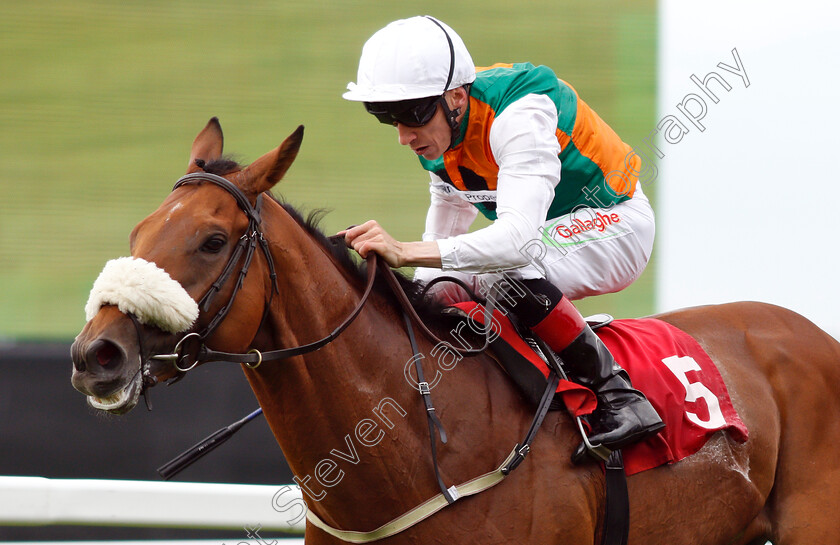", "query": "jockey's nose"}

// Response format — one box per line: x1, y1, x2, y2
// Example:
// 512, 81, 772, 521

396, 123, 416, 146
